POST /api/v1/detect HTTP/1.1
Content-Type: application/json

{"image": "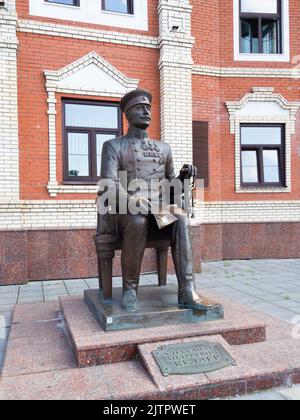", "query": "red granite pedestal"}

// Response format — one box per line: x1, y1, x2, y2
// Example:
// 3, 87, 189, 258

1, 288, 300, 400
59, 288, 266, 368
